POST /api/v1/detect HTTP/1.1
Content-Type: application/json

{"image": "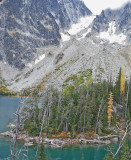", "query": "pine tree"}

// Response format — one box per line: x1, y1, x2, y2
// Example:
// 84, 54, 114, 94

104, 153, 113, 160
127, 77, 131, 118
104, 146, 114, 160
116, 136, 131, 160
104, 135, 131, 160
113, 68, 121, 103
